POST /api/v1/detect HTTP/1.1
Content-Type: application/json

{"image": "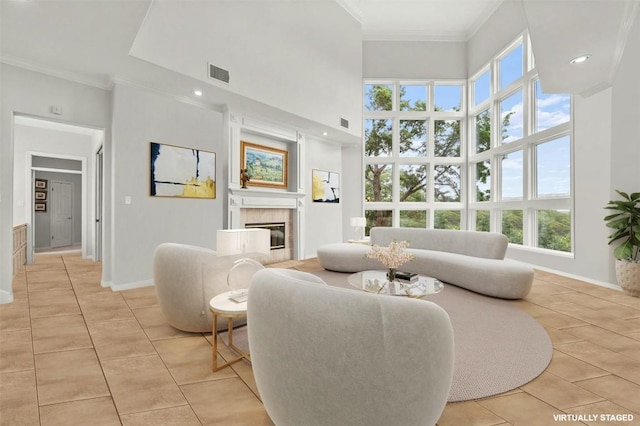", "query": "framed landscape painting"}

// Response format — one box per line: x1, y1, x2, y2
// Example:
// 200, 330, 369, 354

312, 169, 340, 203
241, 141, 288, 189
150, 142, 216, 199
